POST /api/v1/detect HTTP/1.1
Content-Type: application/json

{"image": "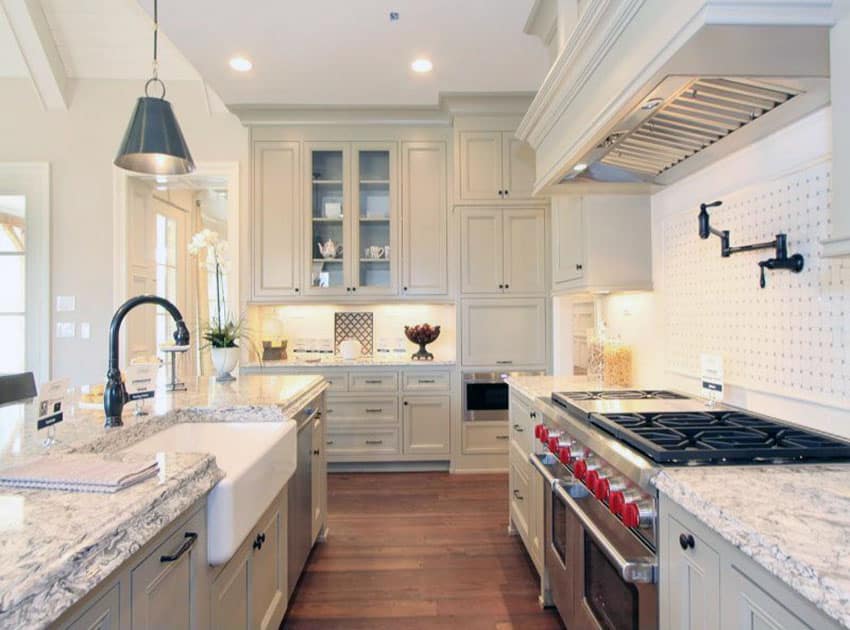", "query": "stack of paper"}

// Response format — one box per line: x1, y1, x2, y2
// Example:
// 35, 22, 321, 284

0, 454, 159, 493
